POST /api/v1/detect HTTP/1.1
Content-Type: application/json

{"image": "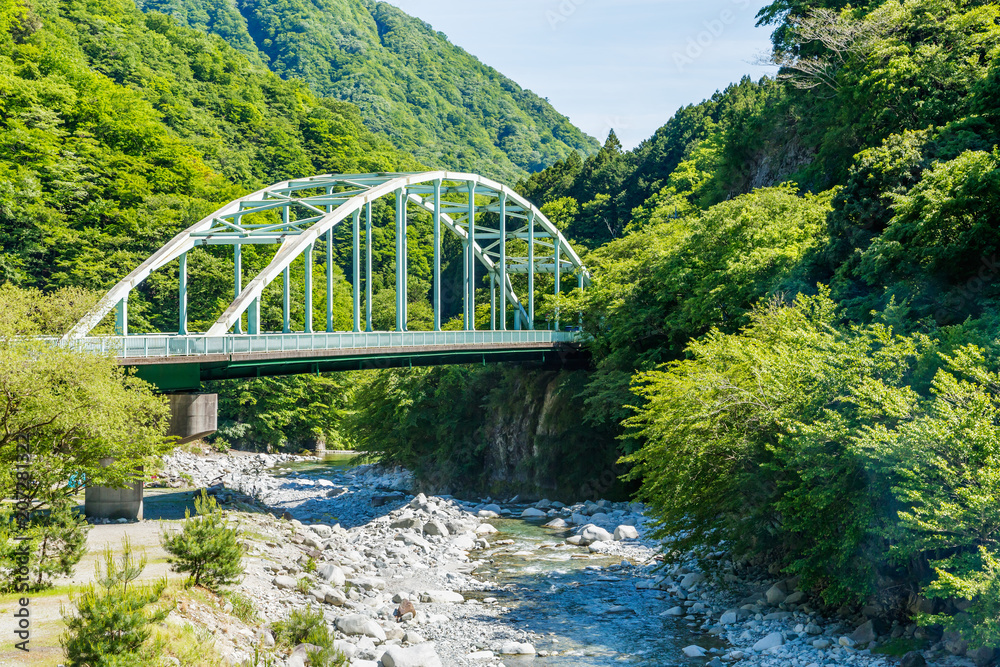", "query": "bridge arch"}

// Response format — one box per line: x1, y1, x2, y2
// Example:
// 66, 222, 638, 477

67, 171, 589, 340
